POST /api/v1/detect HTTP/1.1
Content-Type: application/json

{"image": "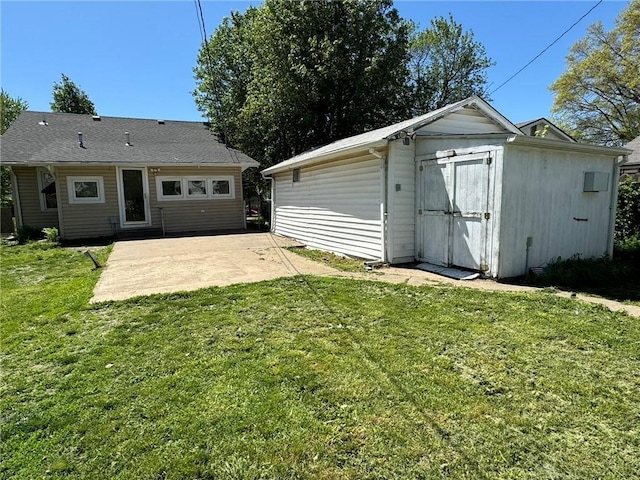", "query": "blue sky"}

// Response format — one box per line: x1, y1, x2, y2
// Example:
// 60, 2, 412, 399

1, 1, 628, 125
